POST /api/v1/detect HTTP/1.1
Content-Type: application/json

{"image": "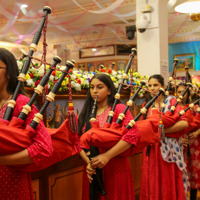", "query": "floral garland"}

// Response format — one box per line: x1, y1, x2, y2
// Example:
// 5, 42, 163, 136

17, 60, 148, 96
